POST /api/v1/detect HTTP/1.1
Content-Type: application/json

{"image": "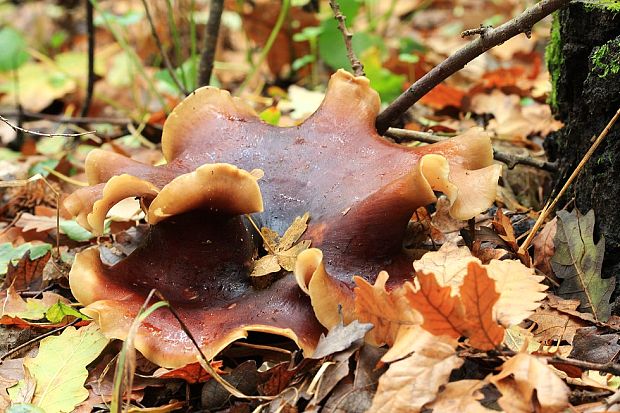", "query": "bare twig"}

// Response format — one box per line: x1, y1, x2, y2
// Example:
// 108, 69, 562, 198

461, 24, 492, 38
0, 115, 95, 138
0, 318, 81, 362
140, 0, 189, 95
549, 356, 620, 377
375, 0, 572, 134
80, 0, 95, 117
1, 110, 132, 125
384, 127, 558, 172
198, 0, 224, 87
519, 106, 620, 254
329, 0, 364, 77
